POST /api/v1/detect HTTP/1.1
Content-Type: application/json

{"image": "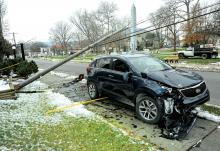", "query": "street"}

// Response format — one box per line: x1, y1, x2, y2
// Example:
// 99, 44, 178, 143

34, 59, 220, 106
